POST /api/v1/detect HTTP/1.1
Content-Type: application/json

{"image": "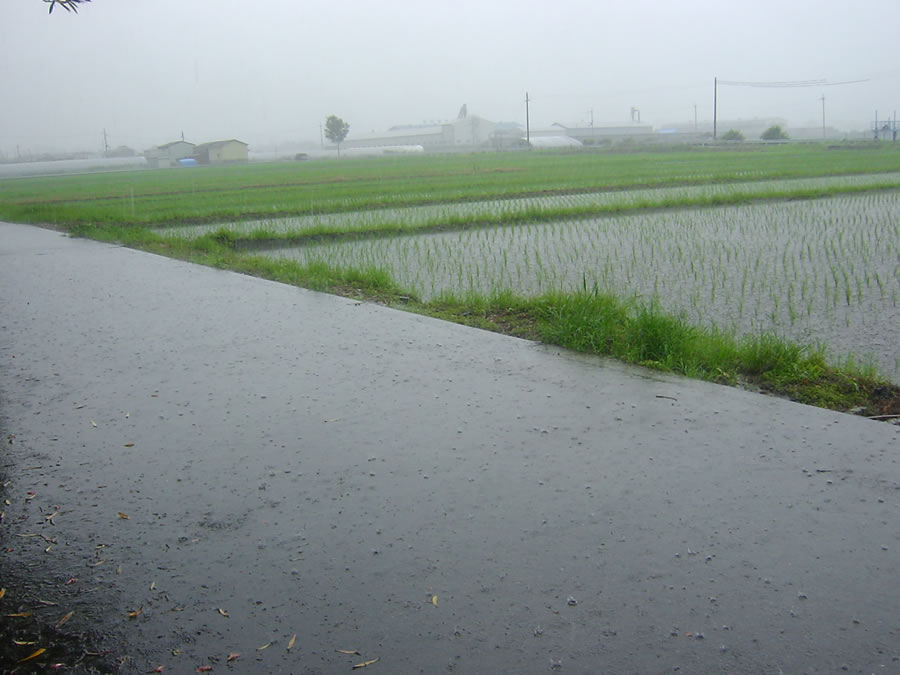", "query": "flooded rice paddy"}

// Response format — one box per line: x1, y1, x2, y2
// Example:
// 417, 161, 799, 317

260, 192, 900, 380
157, 172, 900, 239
